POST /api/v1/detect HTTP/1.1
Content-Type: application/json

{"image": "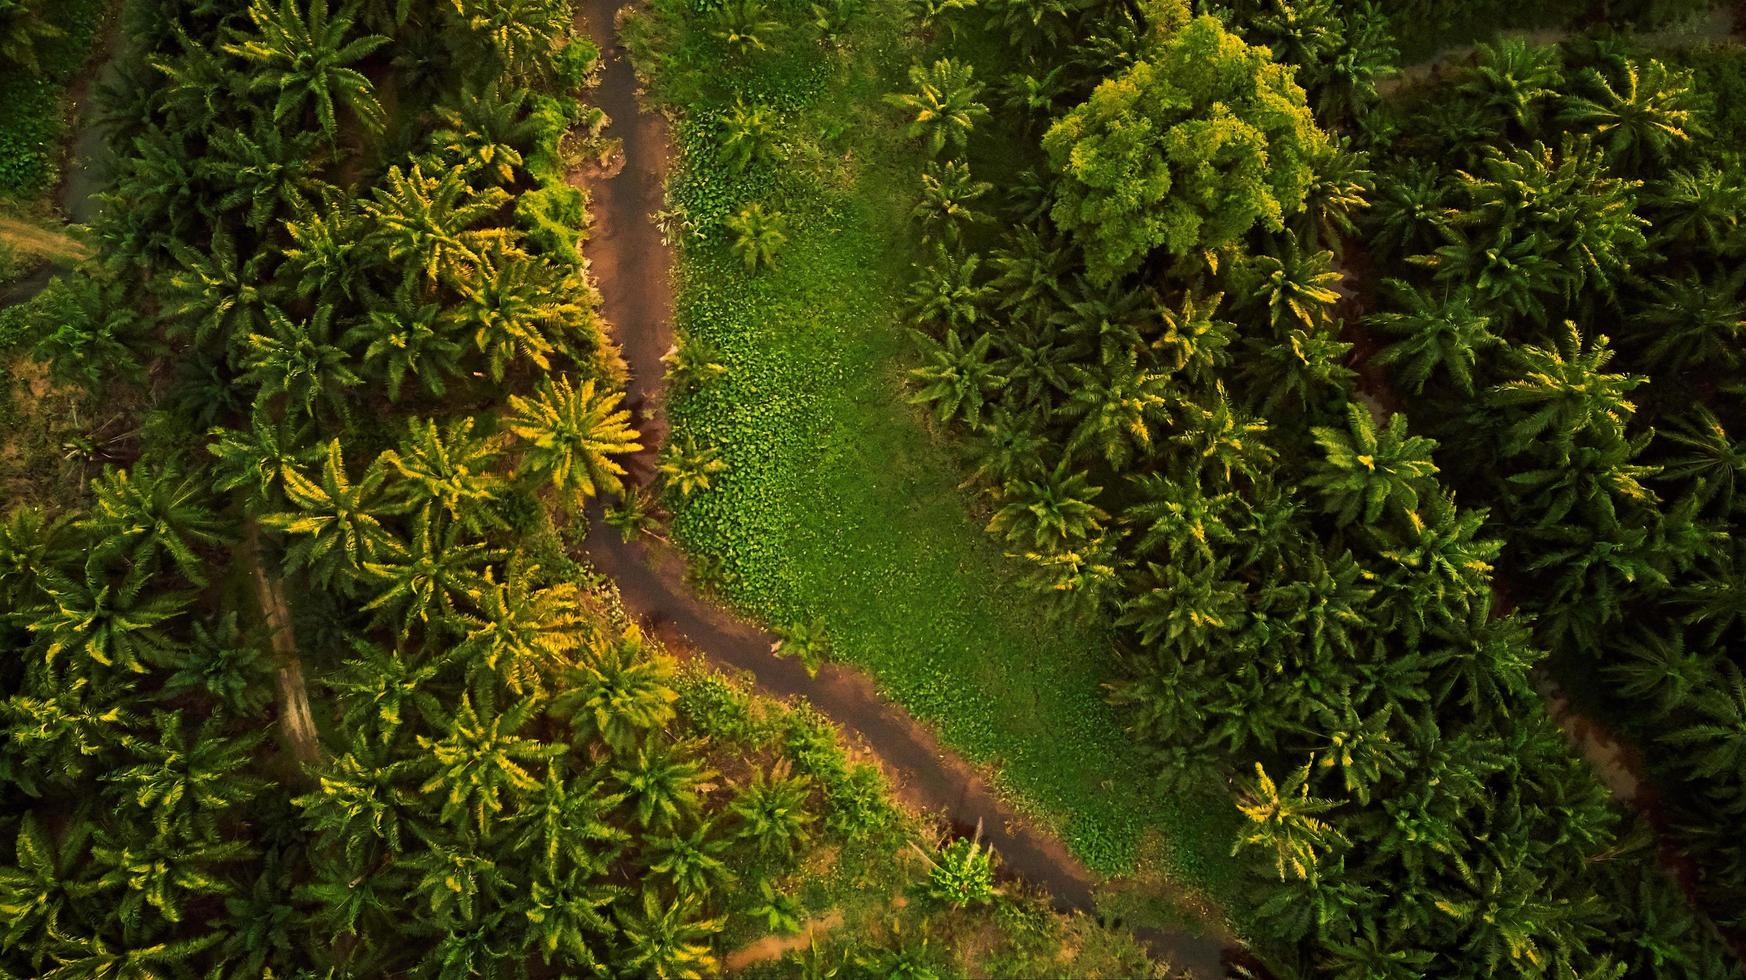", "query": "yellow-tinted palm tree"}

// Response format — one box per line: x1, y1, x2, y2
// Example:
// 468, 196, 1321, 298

506, 375, 643, 507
